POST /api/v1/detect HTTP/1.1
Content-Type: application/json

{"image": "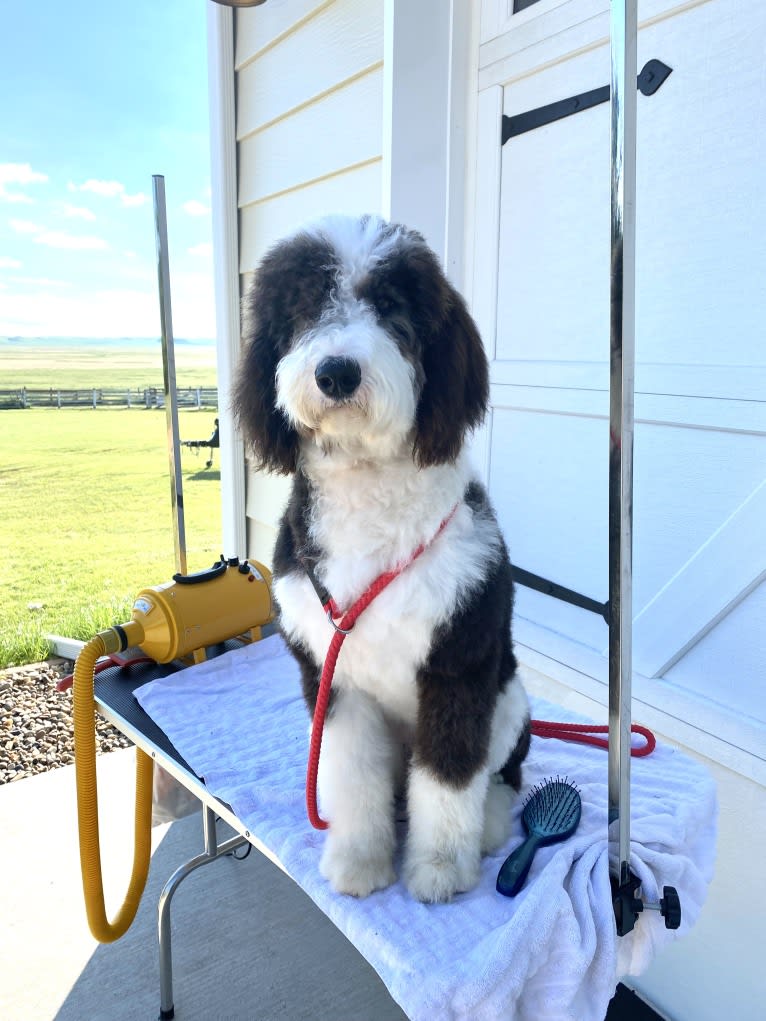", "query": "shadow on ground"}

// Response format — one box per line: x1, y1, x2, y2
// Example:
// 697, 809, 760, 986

54, 812, 407, 1021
